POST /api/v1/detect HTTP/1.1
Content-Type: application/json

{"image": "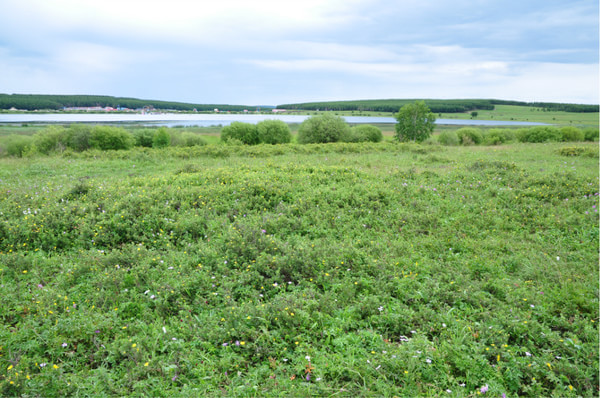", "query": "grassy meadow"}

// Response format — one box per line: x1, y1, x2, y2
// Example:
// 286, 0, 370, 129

0, 139, 598, 396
